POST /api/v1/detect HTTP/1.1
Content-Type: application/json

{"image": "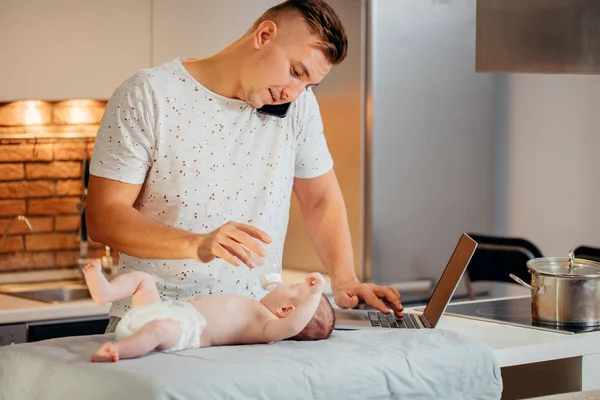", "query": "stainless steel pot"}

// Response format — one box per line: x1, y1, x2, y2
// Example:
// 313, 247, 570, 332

510, 252, 600, 327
